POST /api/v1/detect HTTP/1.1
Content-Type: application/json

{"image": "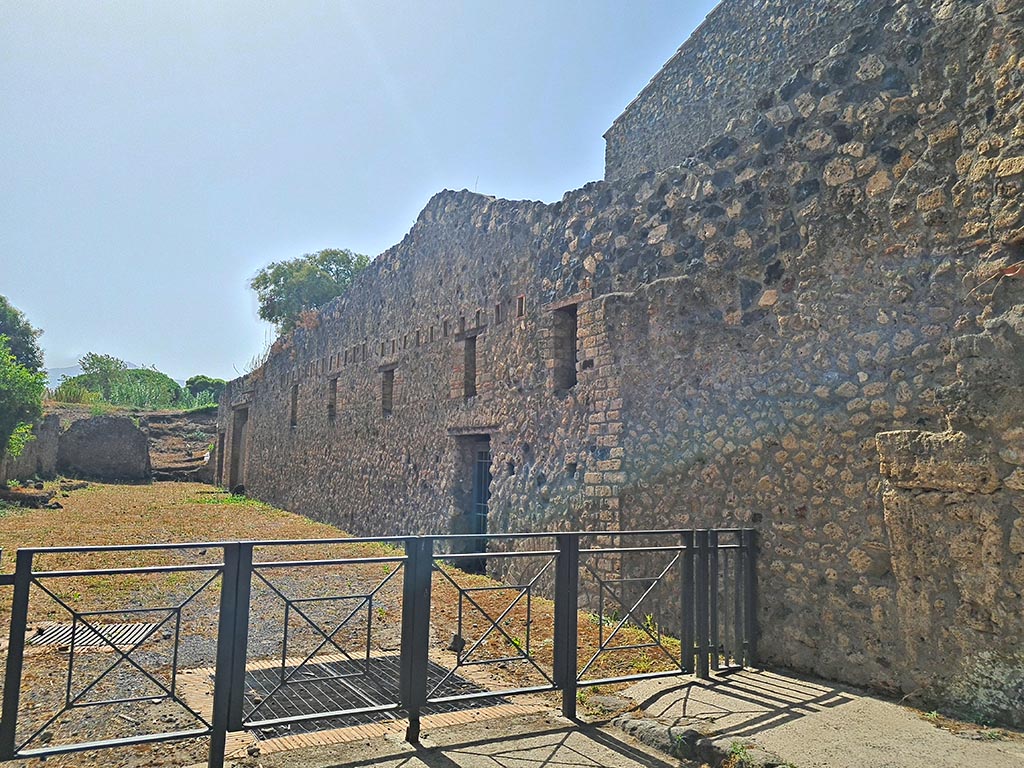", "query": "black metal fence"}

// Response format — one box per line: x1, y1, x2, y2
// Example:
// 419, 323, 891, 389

0, 529, 756, 767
